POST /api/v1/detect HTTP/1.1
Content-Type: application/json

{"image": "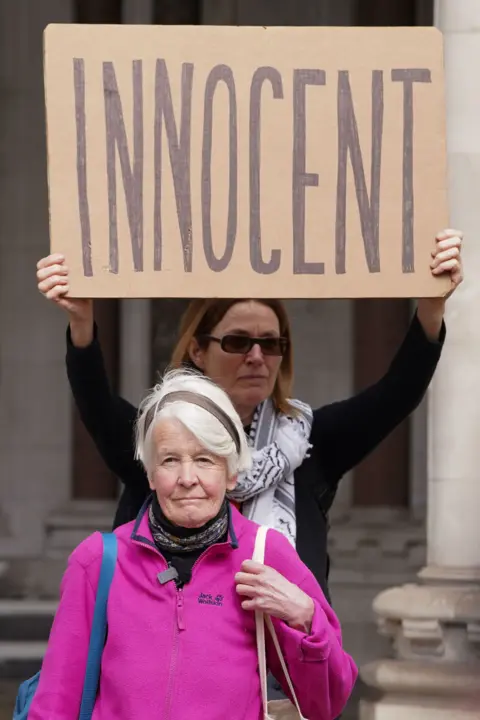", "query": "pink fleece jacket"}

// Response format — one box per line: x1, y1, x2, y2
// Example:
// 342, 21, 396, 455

29, 503, 357, 720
